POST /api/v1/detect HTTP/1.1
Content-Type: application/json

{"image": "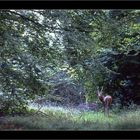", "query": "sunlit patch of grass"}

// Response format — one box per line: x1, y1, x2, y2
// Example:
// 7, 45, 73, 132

74, 111, 118, 130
